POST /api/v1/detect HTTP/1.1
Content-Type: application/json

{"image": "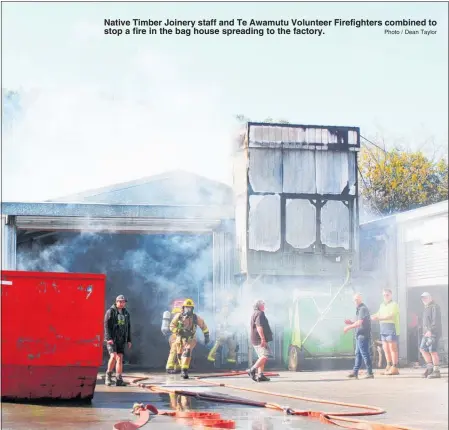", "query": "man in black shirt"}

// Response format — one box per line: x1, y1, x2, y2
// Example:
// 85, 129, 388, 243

247, 299, 273, 382
344, 293, 374, 379
419, 292, 442, 379
104, 295, 132, 386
